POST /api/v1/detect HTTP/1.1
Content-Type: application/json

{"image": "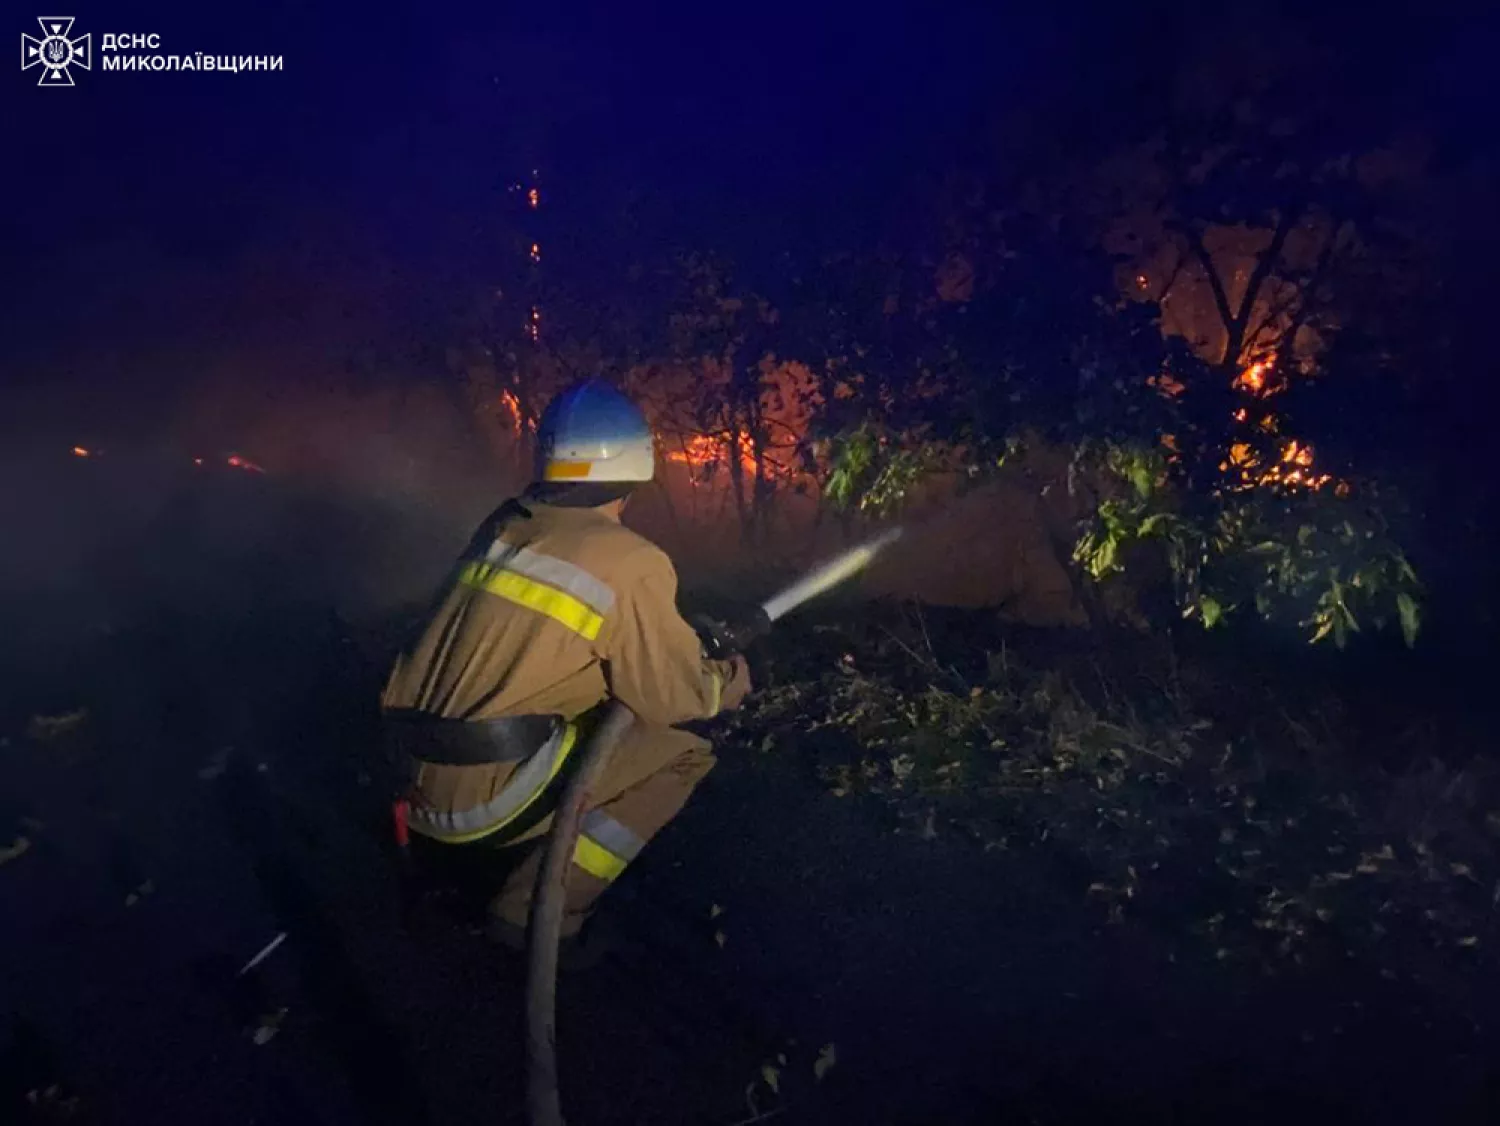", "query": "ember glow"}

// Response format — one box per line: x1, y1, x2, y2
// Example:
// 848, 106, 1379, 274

665, 430, 799, 484
1222, 357, 1335, 492
72, 446, 90, 458
1237, 359, 1270, 394
498, 388, 536, 437
665, 433, 752, 476
1222, 433, 1333, 492
226, 454, 266, 474
1282, 440, 1314, 468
